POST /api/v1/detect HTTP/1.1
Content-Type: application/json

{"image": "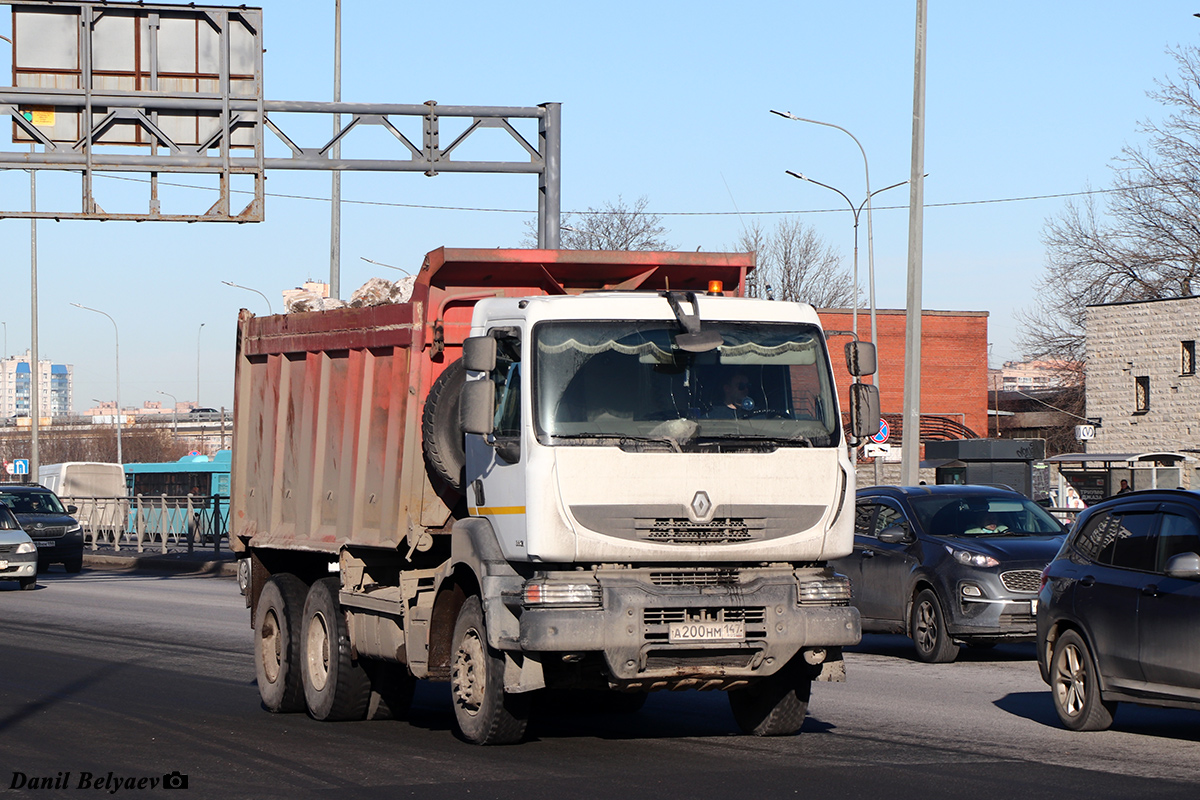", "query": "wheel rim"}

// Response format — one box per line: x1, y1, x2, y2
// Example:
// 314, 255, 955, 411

260, 608, 282, 684
915, 599, 938, 653
1054, 642, 1087, 718
306, 611, 331, 692
452, 626, 486, 717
